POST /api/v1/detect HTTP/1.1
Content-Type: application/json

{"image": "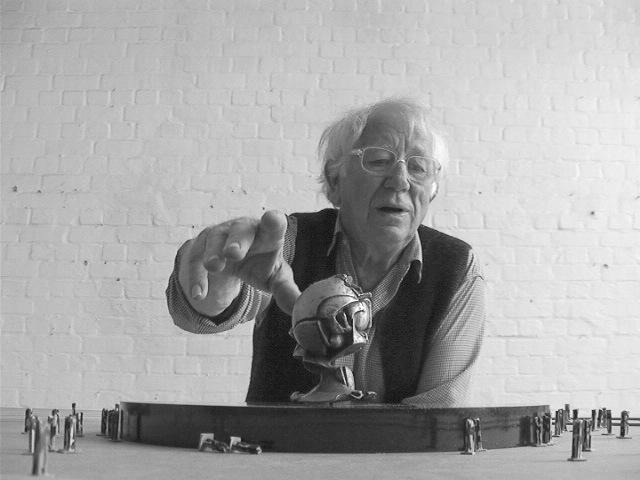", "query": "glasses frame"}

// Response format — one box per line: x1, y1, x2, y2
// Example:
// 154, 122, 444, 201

350, 146, 441, 181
